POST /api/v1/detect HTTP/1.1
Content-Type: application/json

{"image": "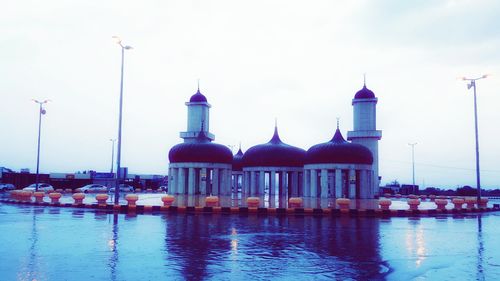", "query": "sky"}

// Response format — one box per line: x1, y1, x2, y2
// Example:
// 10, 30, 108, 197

1, 0, 499, 189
